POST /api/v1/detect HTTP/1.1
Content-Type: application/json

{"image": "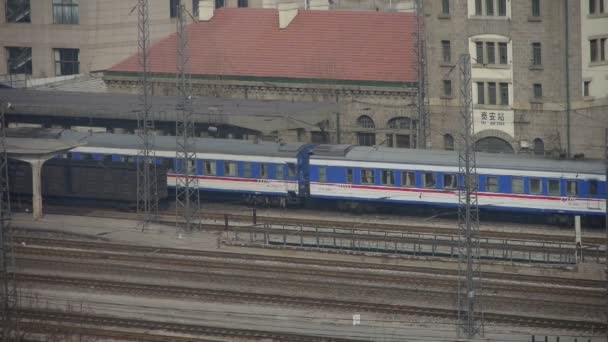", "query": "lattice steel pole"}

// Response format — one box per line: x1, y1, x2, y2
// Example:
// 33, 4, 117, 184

175, 1, 200, 232
0, 101, 18, 341
136, 0, 159, 231
414, 0, 429, 149
456, 54, 483, 338
604, 128, 608, 342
